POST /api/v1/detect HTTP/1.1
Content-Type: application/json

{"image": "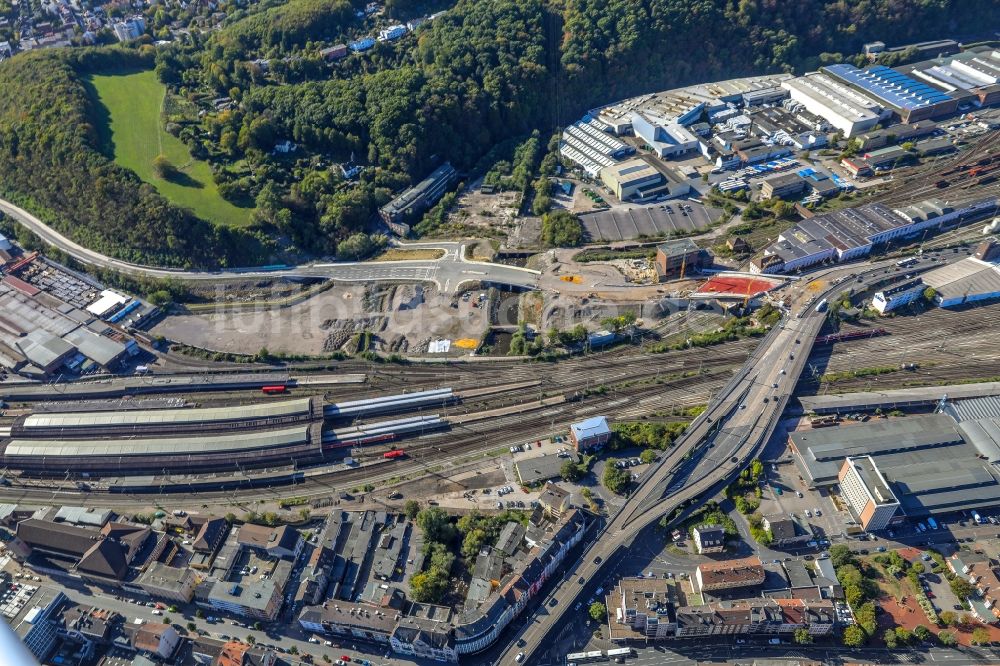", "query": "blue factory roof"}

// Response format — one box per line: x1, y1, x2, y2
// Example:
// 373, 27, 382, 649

824, 64, 953, 111
571, 416, 610, 442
